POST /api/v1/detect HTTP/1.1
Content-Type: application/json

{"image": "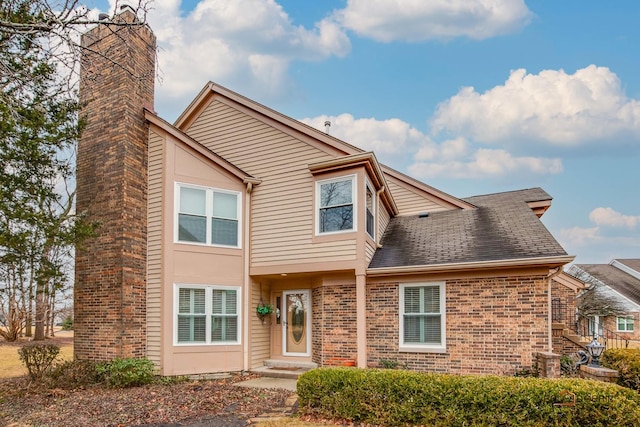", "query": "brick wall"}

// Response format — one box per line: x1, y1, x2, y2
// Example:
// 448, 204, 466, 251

74, 9, 156, 360
366, 275, 549, 375
312, 284, 357, 366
